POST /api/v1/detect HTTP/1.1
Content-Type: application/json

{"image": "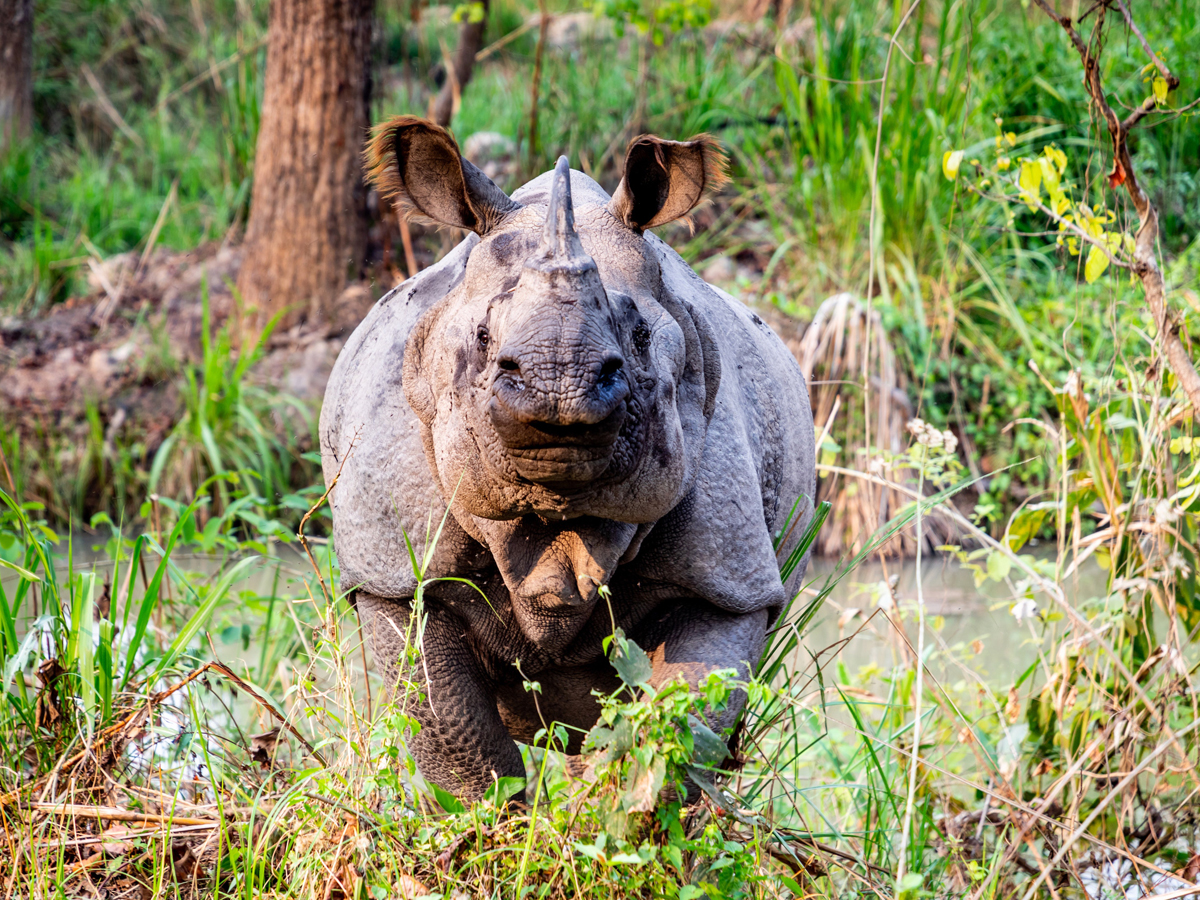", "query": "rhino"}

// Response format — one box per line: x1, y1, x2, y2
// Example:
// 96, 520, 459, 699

320, 116, 816, 801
